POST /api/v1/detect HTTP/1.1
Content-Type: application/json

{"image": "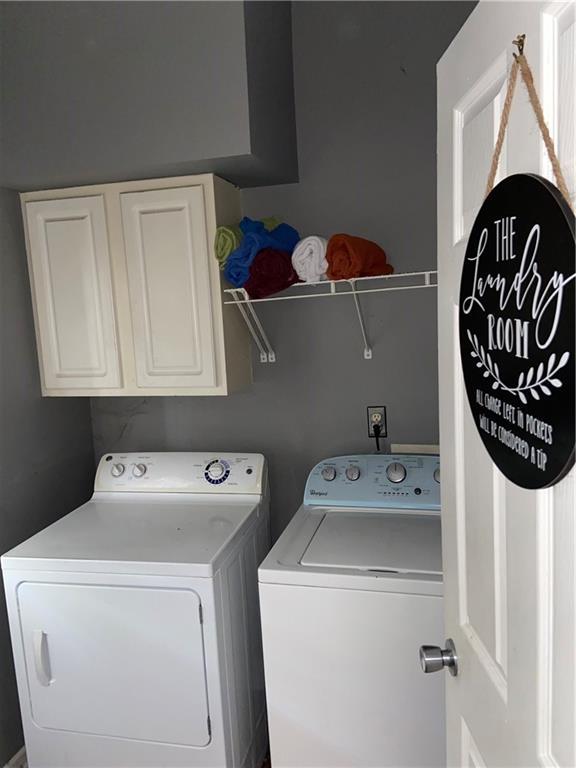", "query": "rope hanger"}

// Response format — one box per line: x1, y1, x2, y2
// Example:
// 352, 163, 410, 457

485, 33, 573, 210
